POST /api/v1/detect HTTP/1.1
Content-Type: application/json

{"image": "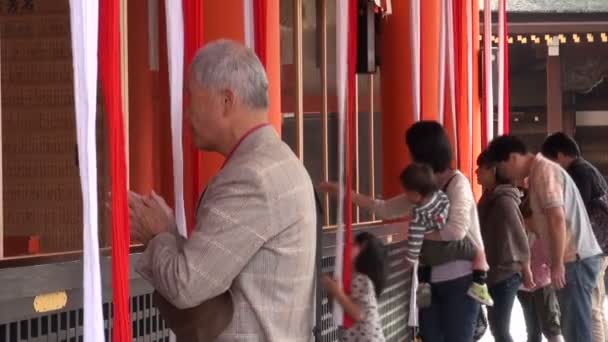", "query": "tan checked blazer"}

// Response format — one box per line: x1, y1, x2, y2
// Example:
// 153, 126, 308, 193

137, 126, 317, 341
